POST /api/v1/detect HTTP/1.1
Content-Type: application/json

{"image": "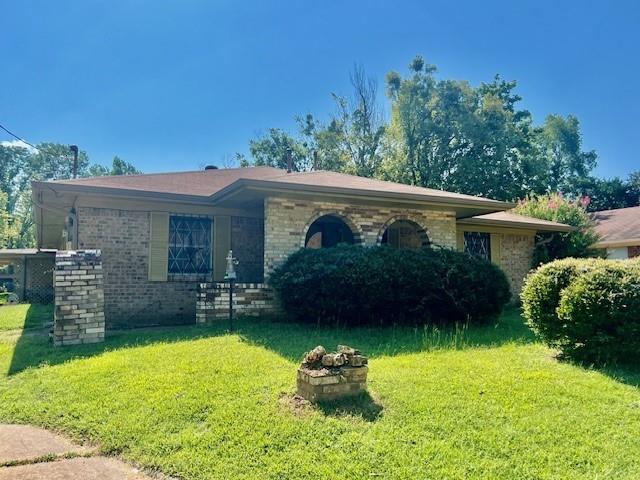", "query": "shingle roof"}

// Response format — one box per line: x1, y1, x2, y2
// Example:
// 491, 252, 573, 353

37, 167, 512, 209
592, 206, 640, 246
45, 166, 285, 197
457, 211, 574, 232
